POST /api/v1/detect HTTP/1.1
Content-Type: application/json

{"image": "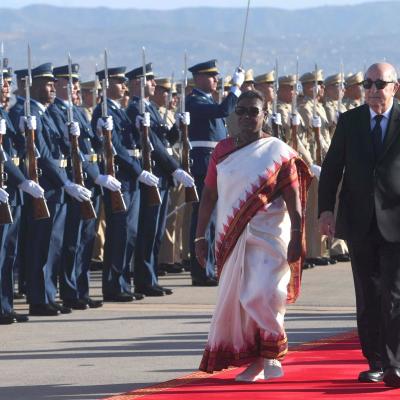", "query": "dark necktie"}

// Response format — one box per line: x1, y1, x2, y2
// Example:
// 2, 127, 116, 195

372, 114, 384, 159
